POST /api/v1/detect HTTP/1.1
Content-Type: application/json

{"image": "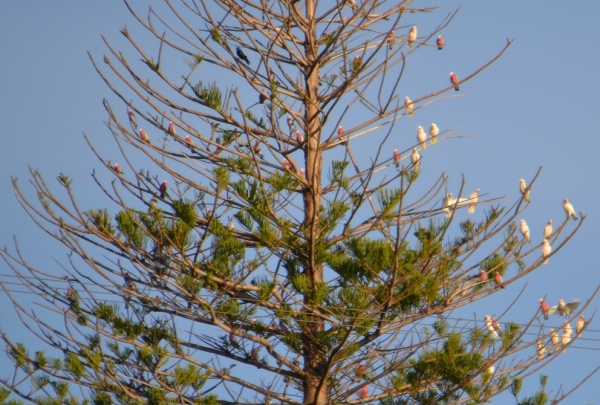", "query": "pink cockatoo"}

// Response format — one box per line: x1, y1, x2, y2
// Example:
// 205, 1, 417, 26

547, 299, 580, 317
562, 323, 572, 350
576, 316, 585, 336
484, 315, 498, 339
352, 55, 362, 70
393, 149, 401, 168
429, 123, 439, 144
411, 148, 420, 171
287, 115, 293, 128
168, 121, 176, 136
300, 168, 305, 178
113, 163, 122, 174
405, 96, 414, 118
359, 384, 368, 399
480, 270, 488, 283
229, 332, 237, 346
417, 125, 426, 150
354, 364, 366, 382
491, 317, 501, 336
449, 72, 459, 91
544, 220, 553, 239
550, 329, 559, 351
253, 141, 264, 159
407, 26, 417, 48
468, 189, 479, 214
185, 135, 194, 149
338, 126, 344, 136
139, 128, 150, 143
519, 179, 530, 203
494, 272, 505, 289
388, 32, 396, 50
160, 181, 168, 199
541, 239, 551, 264
536, 339, 546, 360
520, 219, 531, 243
296, 131, 304, 143
563, 199, 578, 220
66, 286, 72, 299
437, 35, 445, 50
539, 298, 549, 320
127, 109, 137, 127
251, 347, 259, 362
